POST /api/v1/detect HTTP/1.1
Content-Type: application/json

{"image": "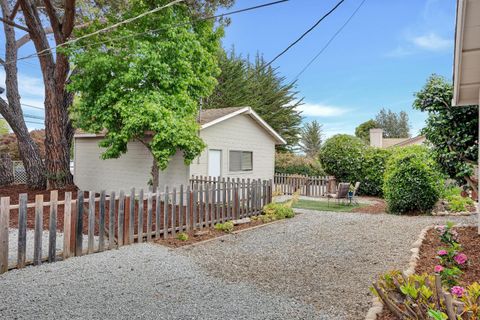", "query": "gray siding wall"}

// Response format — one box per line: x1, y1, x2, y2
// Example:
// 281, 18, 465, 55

190, 114, 276, 181
74, 137, 188, 193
